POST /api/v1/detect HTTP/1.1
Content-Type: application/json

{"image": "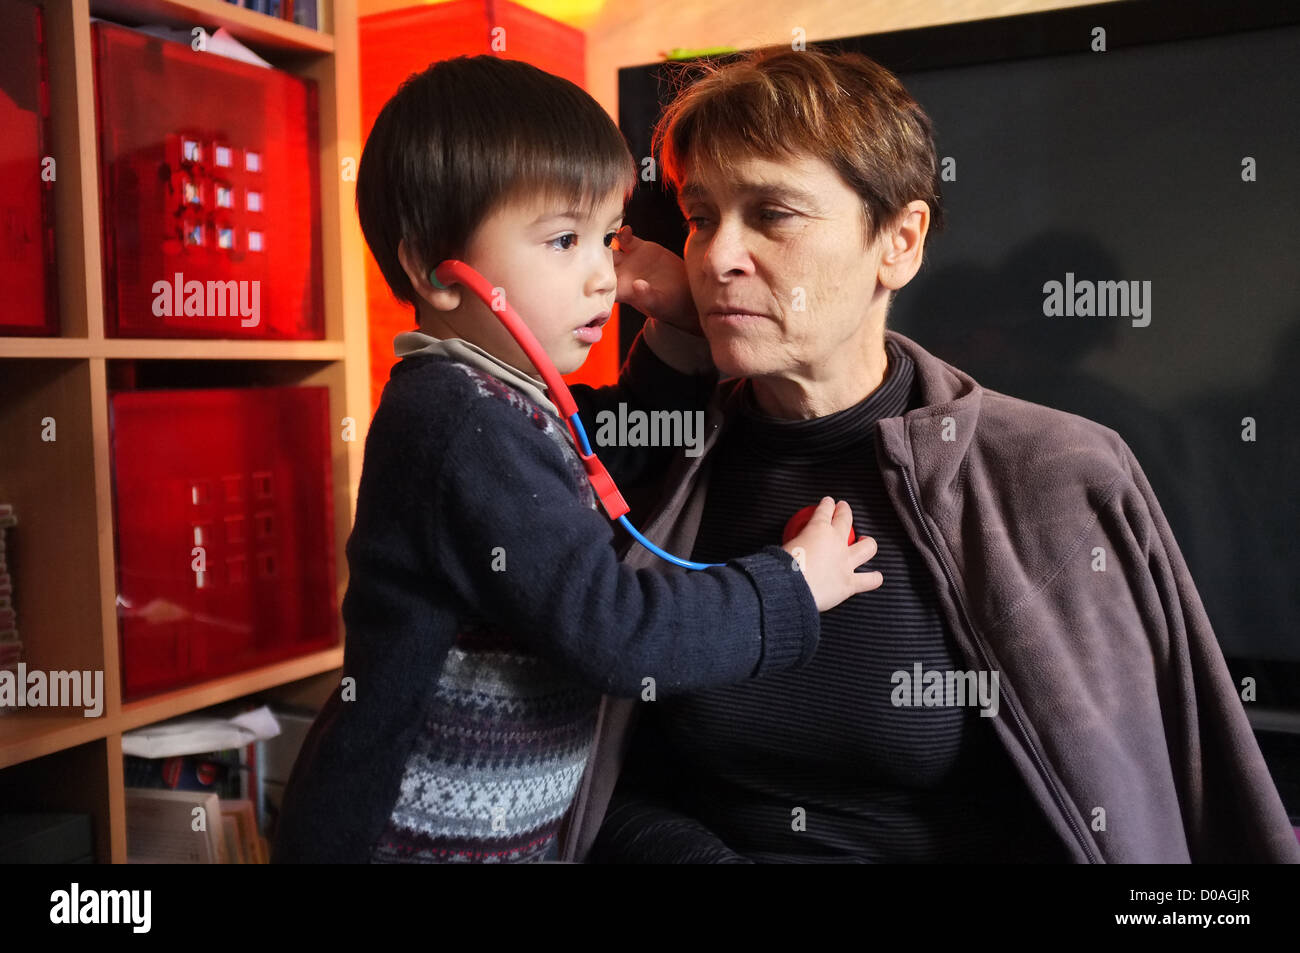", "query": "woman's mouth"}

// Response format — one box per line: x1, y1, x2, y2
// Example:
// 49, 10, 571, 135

707, 311, 769, 327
